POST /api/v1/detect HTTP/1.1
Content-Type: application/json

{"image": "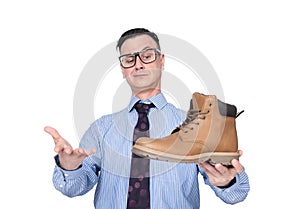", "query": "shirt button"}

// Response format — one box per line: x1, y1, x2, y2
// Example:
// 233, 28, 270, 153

64, 173, 69, 177
59, 184, 63, 188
